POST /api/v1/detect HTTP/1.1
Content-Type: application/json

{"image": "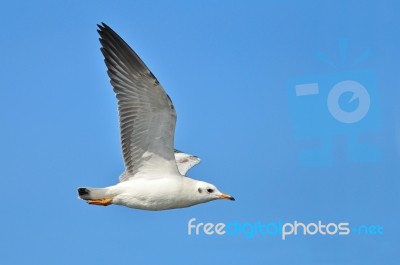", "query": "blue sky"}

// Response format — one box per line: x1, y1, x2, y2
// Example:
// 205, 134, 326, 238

1, 1, 399, 264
